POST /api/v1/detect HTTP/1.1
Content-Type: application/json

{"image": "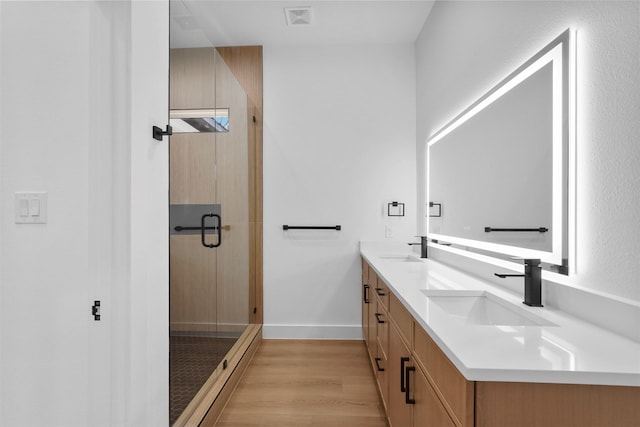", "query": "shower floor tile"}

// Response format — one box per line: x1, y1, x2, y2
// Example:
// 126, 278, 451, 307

170, 335, 237, 425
